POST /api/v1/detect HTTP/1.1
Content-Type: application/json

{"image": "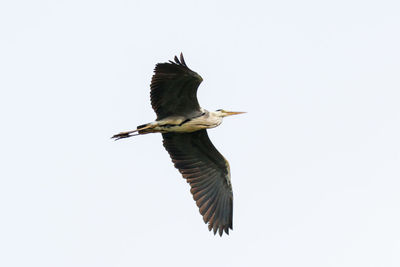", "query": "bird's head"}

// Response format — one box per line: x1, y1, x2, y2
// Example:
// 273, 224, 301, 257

215, 109, 246, 117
